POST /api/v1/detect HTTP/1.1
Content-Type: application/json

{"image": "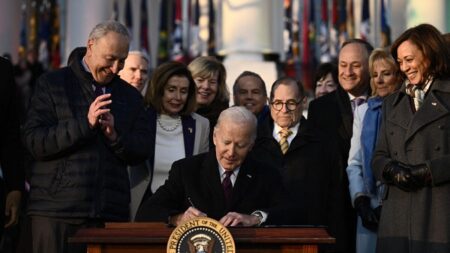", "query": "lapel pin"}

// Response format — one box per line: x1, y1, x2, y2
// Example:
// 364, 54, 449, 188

188, 128, 193, 133
246, 174, 252, 179
432, 102, 437, 106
